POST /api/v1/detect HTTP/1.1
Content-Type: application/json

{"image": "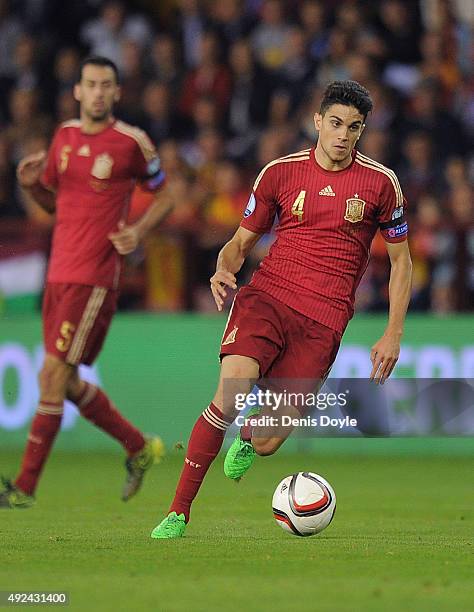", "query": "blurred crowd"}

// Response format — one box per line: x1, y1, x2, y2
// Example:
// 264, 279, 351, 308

0, 0, 473, 313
